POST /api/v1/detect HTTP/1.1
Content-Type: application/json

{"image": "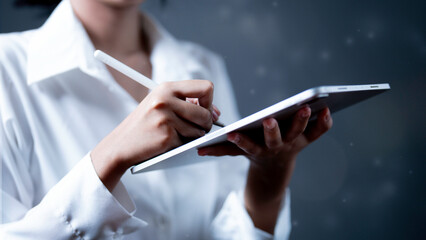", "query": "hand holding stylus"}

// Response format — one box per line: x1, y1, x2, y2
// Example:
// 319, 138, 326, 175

94, 50, 224, 127
91, 79, 217, 191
